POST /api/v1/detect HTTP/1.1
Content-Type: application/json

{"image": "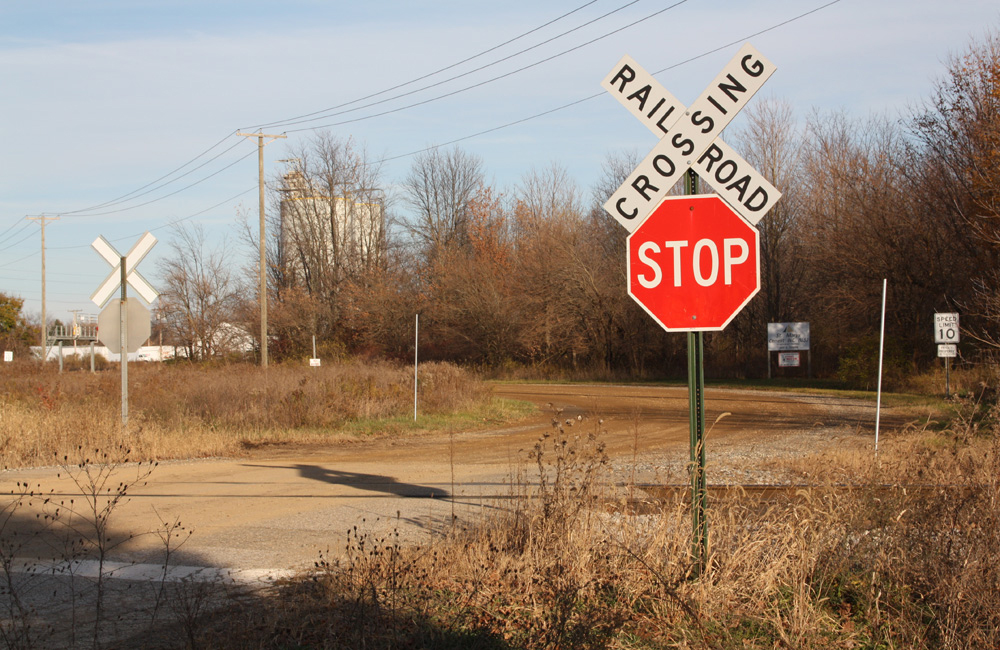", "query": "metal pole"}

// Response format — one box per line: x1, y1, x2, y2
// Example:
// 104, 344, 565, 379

414, 314, 419, 422
687, 331, 707, 572
874, 278, 887, 454
120, 256, 128, 426
945, 357, 951, 398
684, 169, 708, 574
41, 220, 46, 362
